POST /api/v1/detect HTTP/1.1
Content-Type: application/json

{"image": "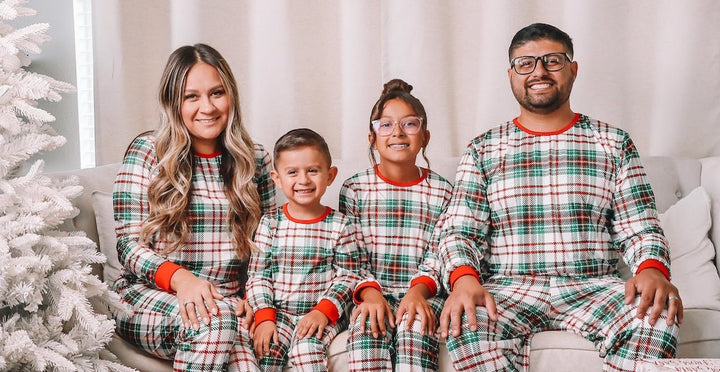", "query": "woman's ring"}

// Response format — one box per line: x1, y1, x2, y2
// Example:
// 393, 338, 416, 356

668, 295, 680, 302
